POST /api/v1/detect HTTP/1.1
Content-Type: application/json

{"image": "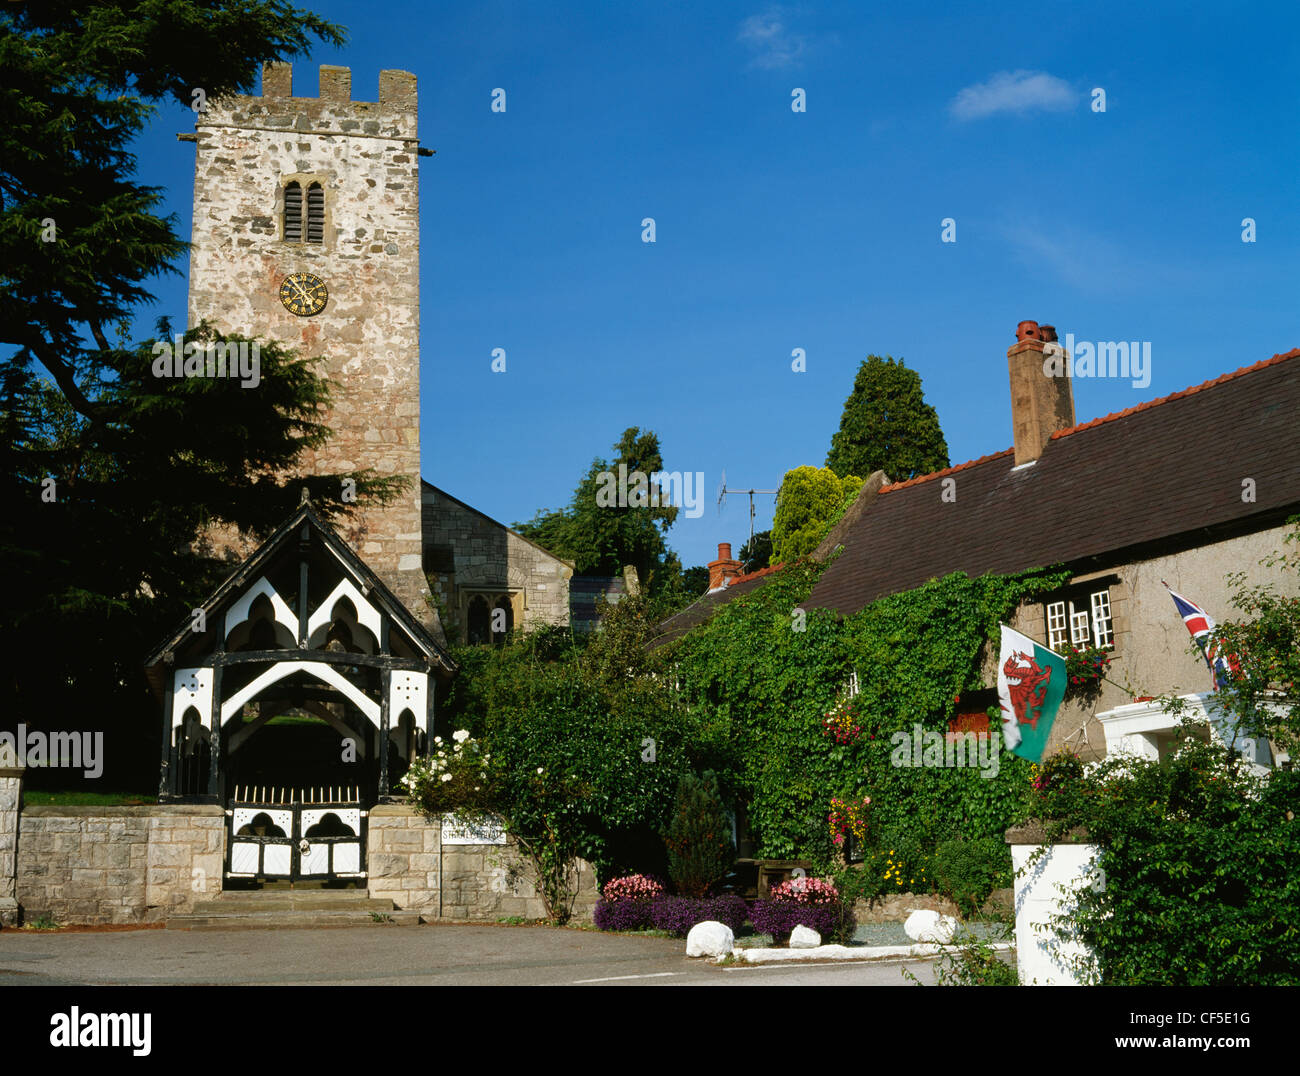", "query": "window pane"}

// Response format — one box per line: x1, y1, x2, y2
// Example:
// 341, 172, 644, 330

1070, 605, 1091, 645
1091, 590, 1114, 648
1046, 601, 1067, 650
